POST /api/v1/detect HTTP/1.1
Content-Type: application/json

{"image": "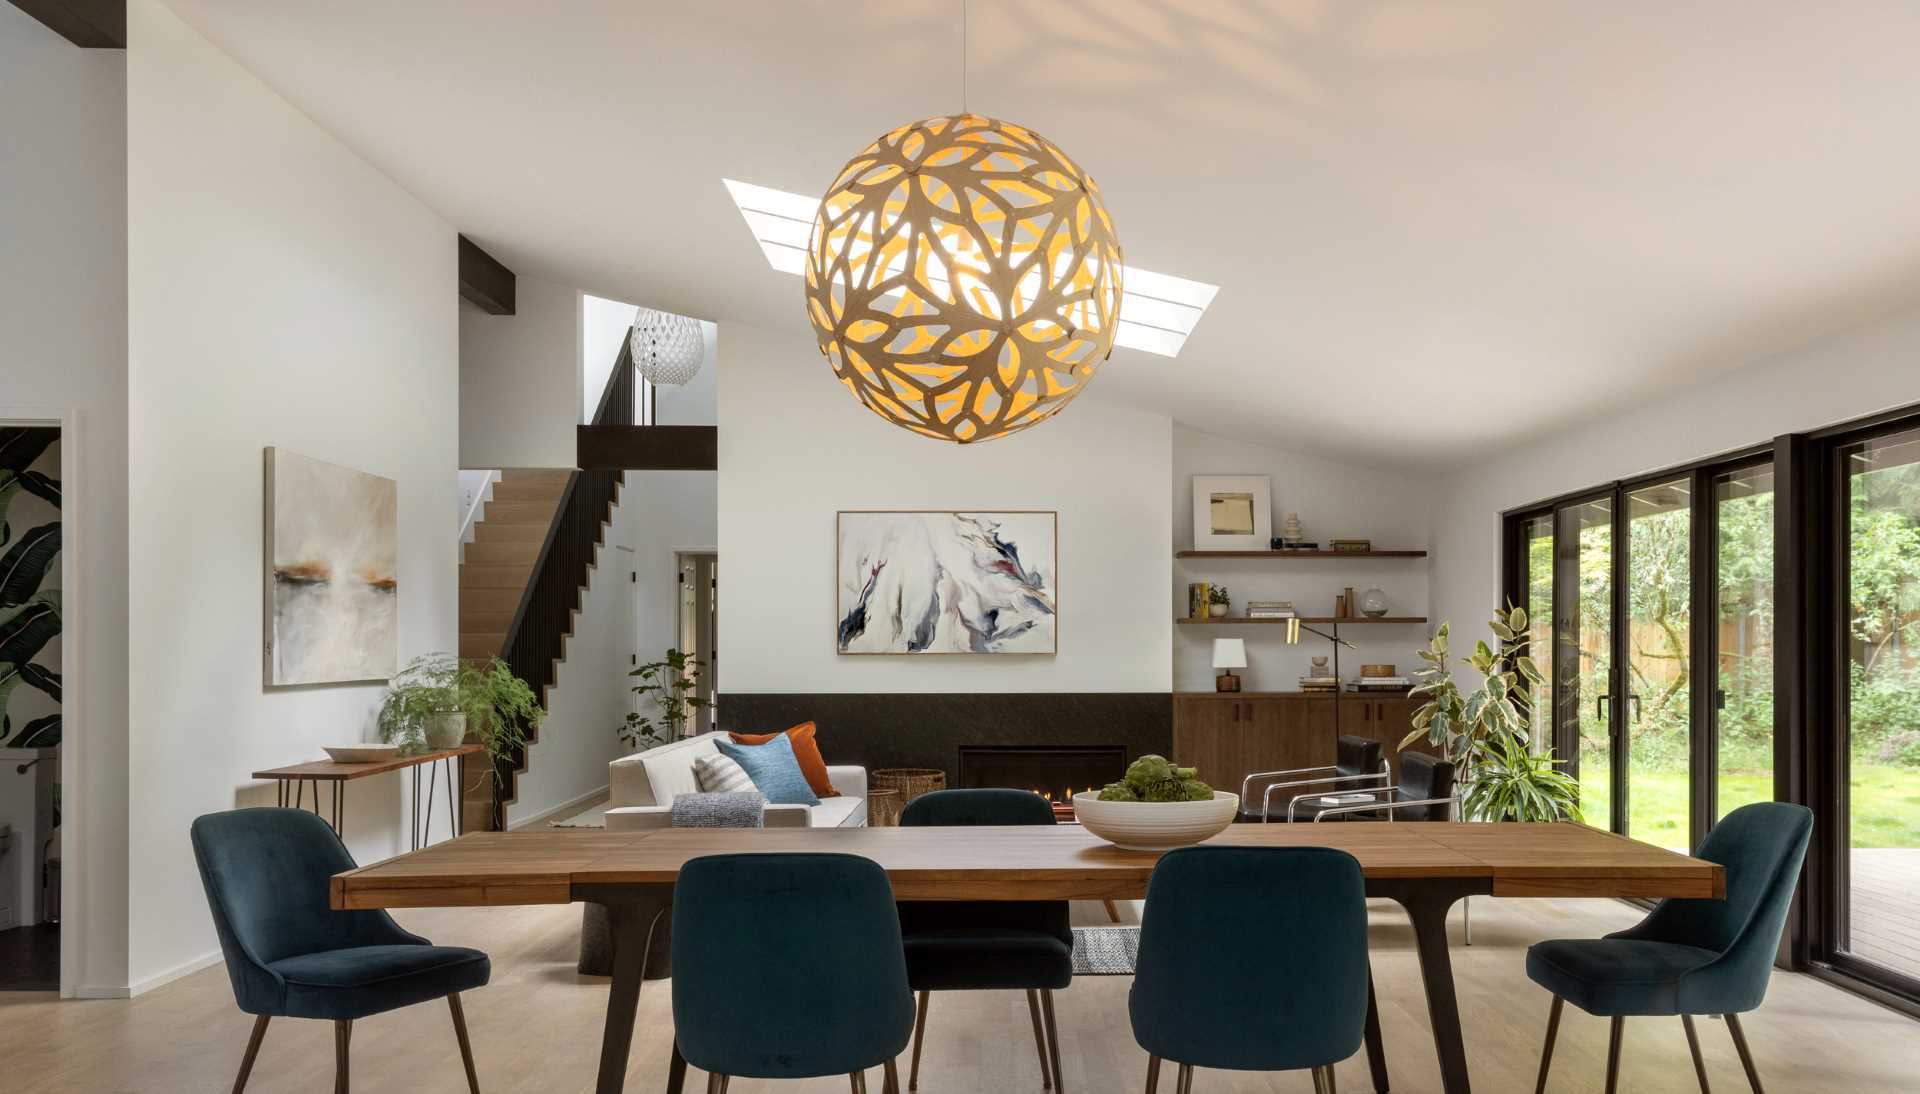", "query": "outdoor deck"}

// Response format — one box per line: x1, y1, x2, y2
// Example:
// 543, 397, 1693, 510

1851, 848, 1920, 980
